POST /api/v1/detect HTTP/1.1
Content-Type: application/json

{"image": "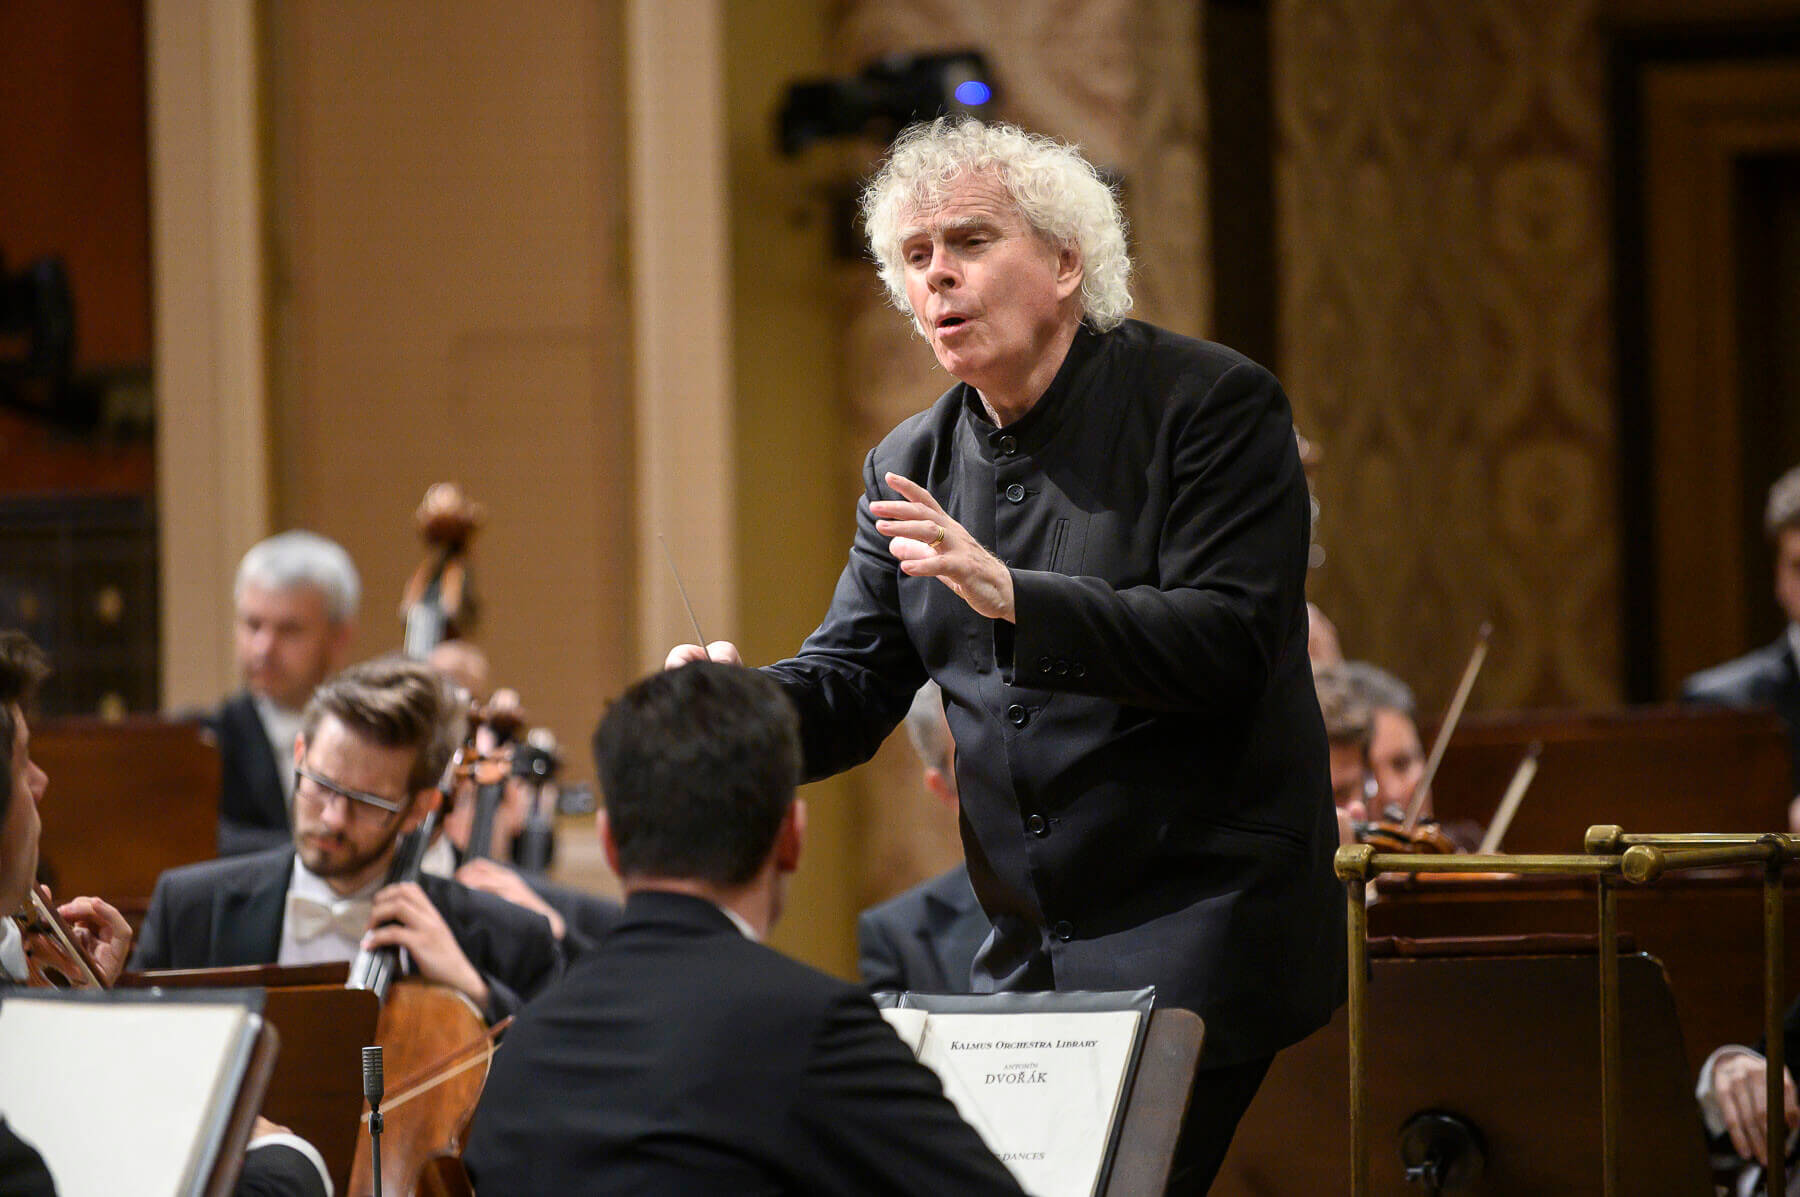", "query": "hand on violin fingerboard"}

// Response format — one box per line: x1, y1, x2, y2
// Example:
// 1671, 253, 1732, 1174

51, 889, 132, 986
362, 882, 490, 1013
